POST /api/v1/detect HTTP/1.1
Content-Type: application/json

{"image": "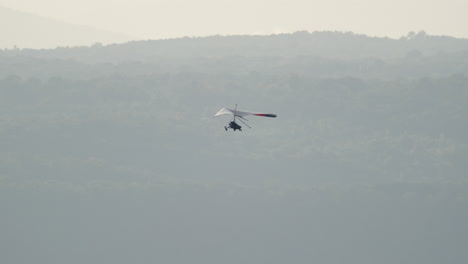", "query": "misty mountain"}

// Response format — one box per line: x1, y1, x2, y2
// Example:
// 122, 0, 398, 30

1, 32, 468, 81
0, 6, 134, 49
1, 32, 468, 264
3, 30, 468, 63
